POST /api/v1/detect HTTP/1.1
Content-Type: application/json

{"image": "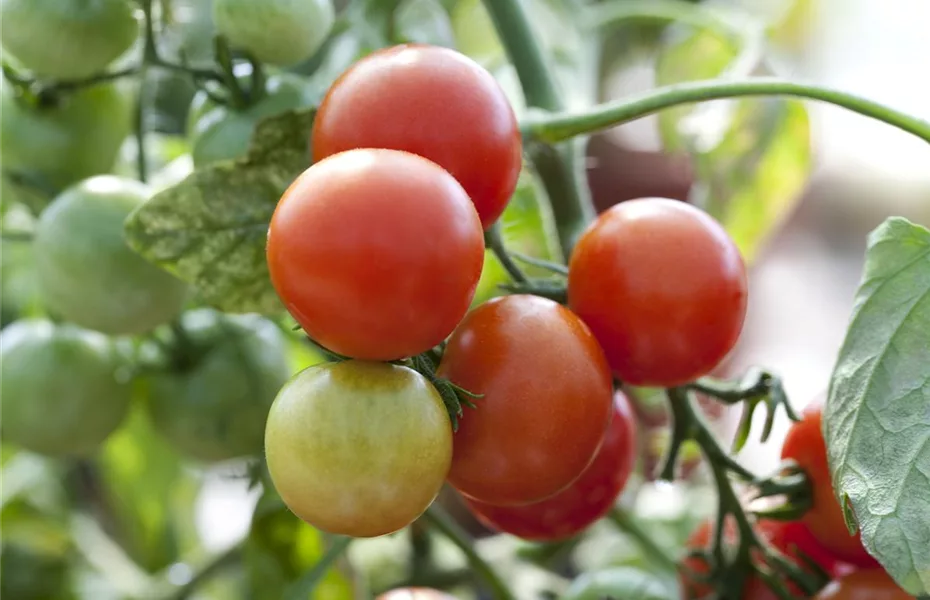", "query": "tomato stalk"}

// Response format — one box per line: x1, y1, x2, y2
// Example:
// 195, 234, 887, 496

281, 536, 352, 600
162, 545, 242, 600
606, 508, 678, 573
485, 223, 528, 284
421, 505, 518, 600
523, 78, 930, 147
481, 0, 596, 257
